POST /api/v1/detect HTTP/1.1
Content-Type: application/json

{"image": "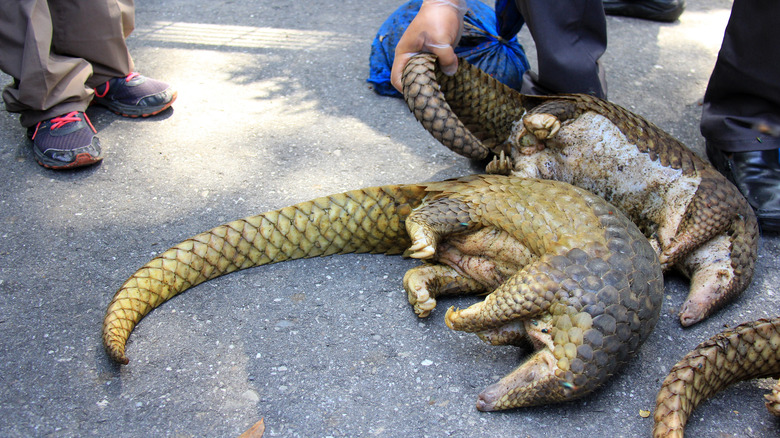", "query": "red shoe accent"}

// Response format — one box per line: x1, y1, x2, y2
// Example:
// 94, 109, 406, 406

37, 152, 102, 170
